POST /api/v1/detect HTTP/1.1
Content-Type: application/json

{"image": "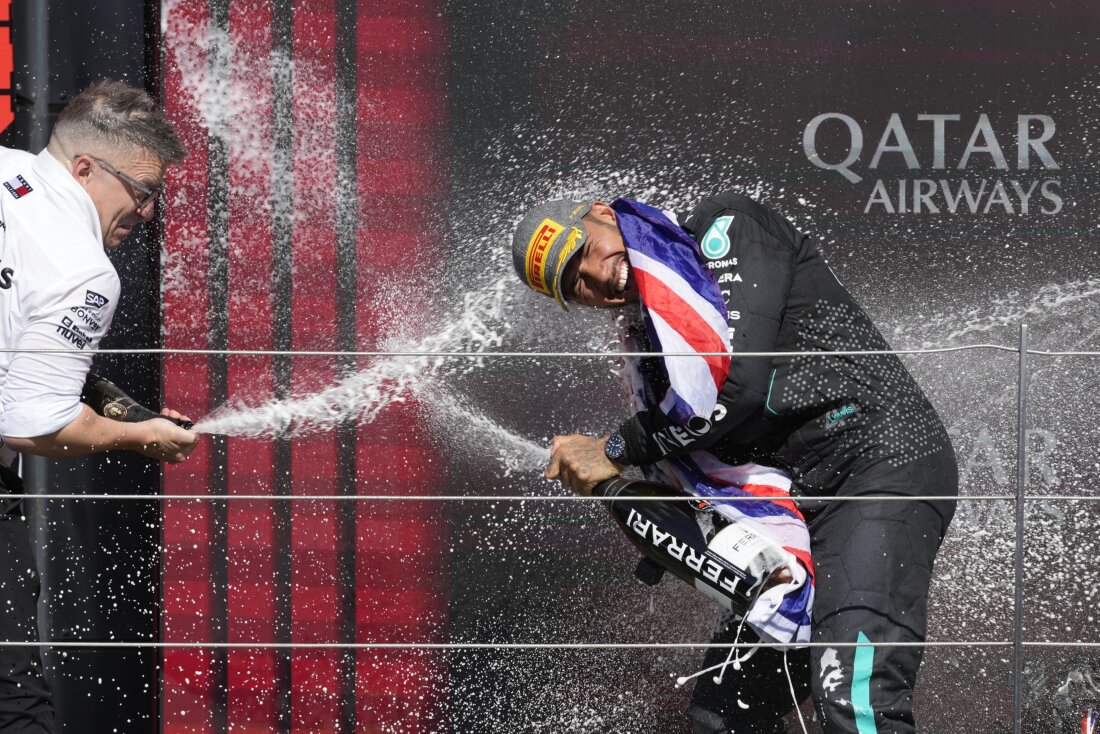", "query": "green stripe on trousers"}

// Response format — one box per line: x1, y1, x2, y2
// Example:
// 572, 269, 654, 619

852, 631, 878, 734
